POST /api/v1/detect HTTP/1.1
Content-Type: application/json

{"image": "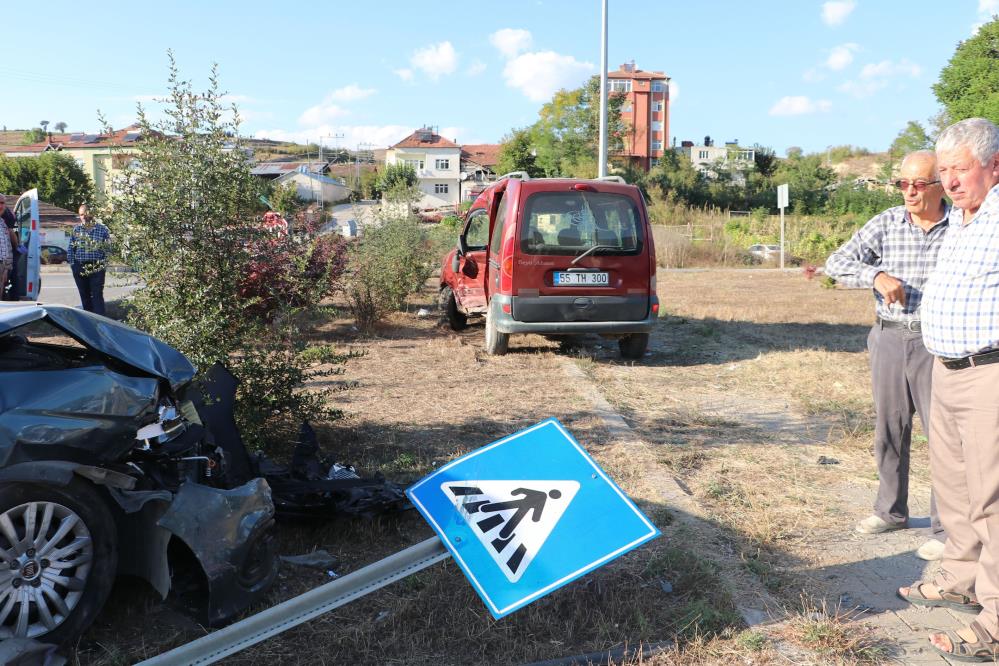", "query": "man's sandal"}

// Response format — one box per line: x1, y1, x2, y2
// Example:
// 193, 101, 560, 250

930, 621, 999, 662
897, 582, 982, 613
